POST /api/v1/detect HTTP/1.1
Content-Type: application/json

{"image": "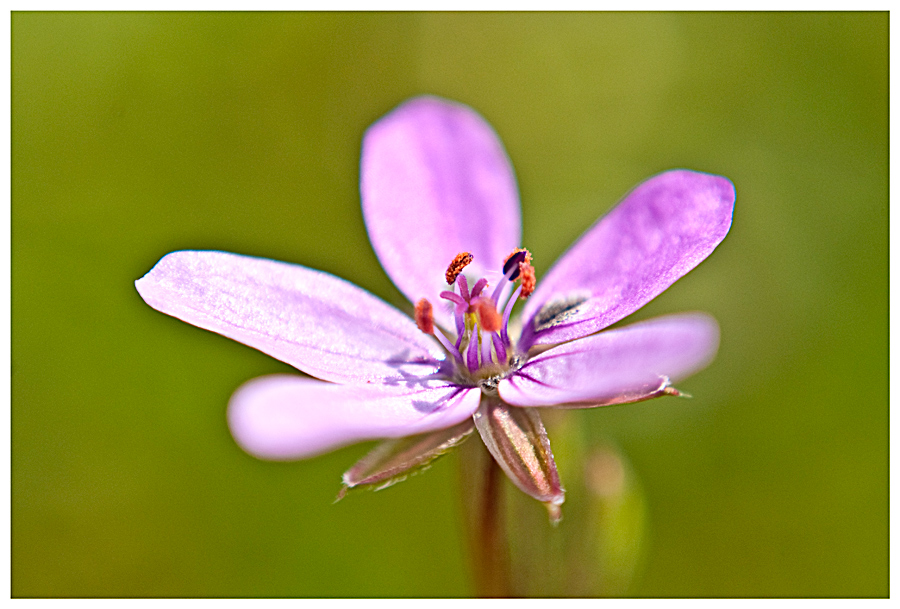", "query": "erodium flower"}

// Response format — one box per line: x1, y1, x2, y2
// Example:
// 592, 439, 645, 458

136, 96, 734, 523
